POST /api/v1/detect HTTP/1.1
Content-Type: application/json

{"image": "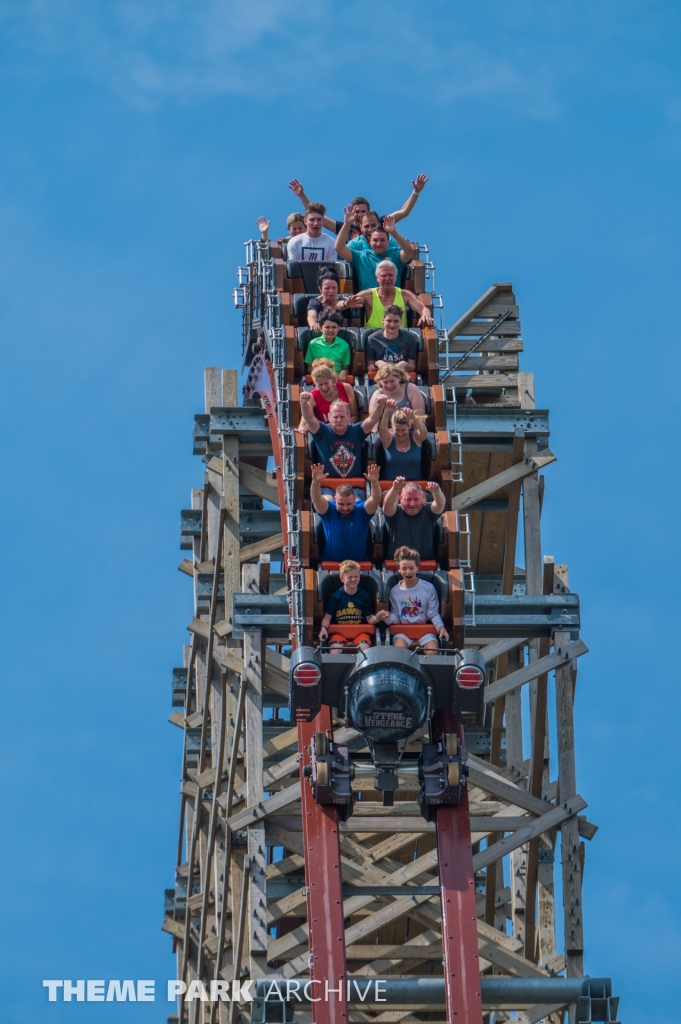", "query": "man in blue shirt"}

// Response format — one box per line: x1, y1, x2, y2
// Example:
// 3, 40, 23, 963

335, 208, 413, 291
310, 462, 381, 562
299, 389, 385, 477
